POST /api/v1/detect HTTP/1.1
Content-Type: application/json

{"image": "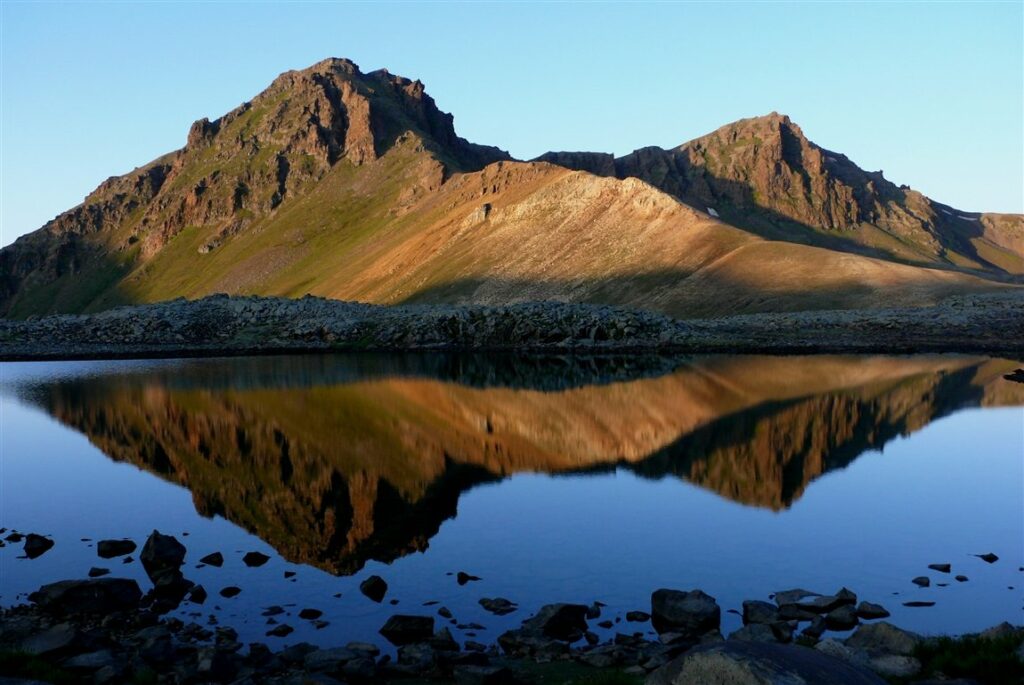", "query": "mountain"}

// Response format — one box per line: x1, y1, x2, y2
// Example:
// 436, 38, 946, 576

15, 354, 1022, 574
537, 113, 1024, 274
1, 58, 1020, 319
